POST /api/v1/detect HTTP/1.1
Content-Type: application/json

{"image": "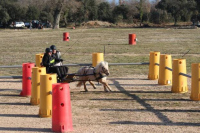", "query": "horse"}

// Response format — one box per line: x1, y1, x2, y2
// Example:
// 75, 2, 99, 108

76, 61, 112, 92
